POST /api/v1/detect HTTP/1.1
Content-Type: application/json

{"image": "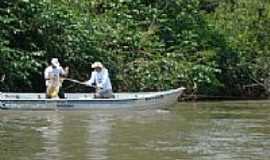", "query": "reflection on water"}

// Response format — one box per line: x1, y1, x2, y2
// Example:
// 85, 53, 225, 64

35, 113, 63, 160
1, 102, 270, 160
87, 113, 112, 160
